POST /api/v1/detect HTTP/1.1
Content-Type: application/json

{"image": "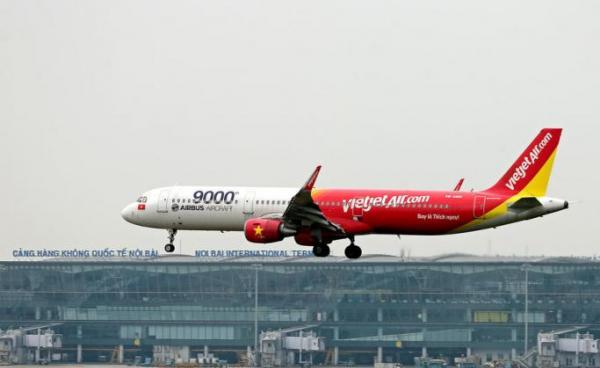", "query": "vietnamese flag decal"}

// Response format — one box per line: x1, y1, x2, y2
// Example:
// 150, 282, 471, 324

137, 204, 146, 210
